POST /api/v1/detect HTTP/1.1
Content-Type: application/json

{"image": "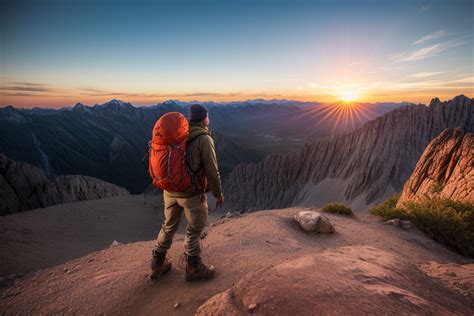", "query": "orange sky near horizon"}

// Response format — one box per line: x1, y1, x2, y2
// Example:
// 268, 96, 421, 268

1, 87, 471, 108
